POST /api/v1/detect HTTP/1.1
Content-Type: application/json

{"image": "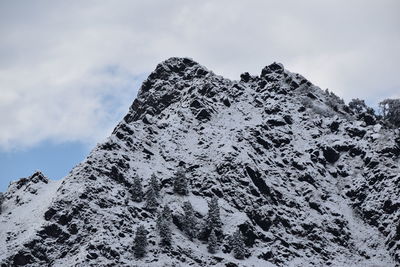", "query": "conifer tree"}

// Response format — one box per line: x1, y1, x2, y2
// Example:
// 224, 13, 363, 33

173, 168, 188, 195
207, 229, 218, 254
159, 219, 172, 247
134, 225, 148, 258
149, 174, 160, 197
157, 205, 173, 247
145, 186, 158, 210
131, 175, 144, 202
206, 196, 222, 235
157, 205, 172, 229
182, 201, 196, 240
230, 229, 246, 259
